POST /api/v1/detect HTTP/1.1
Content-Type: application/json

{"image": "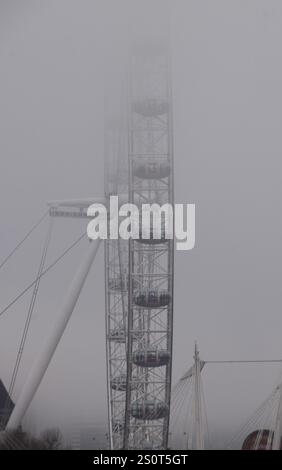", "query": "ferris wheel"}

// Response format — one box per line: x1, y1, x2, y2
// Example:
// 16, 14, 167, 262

105, 39, 174, 450
0, 36, 174, 451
